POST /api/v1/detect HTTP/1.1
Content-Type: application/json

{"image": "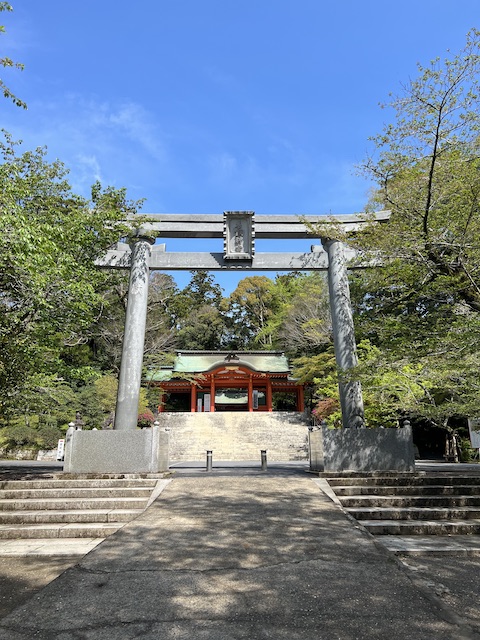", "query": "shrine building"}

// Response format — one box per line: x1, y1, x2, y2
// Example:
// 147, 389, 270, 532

149, 351, 305, 413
